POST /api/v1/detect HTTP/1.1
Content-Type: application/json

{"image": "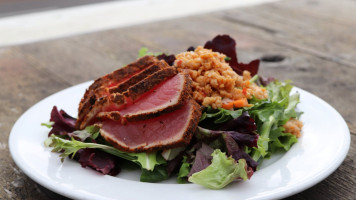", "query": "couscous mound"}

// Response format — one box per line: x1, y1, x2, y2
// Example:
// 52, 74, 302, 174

174, 46, 268, 109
